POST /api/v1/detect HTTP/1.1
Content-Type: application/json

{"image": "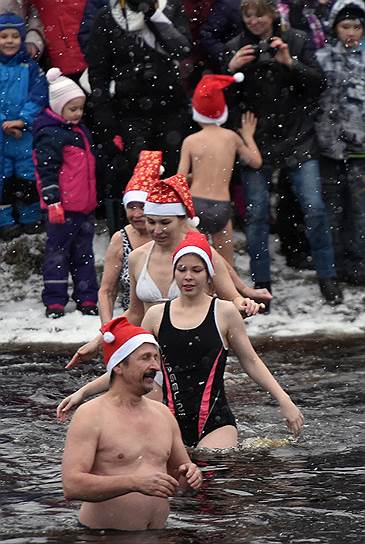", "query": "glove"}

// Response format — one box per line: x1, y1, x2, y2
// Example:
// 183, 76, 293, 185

48, 202, 65, 224
113, 134, 124, 151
